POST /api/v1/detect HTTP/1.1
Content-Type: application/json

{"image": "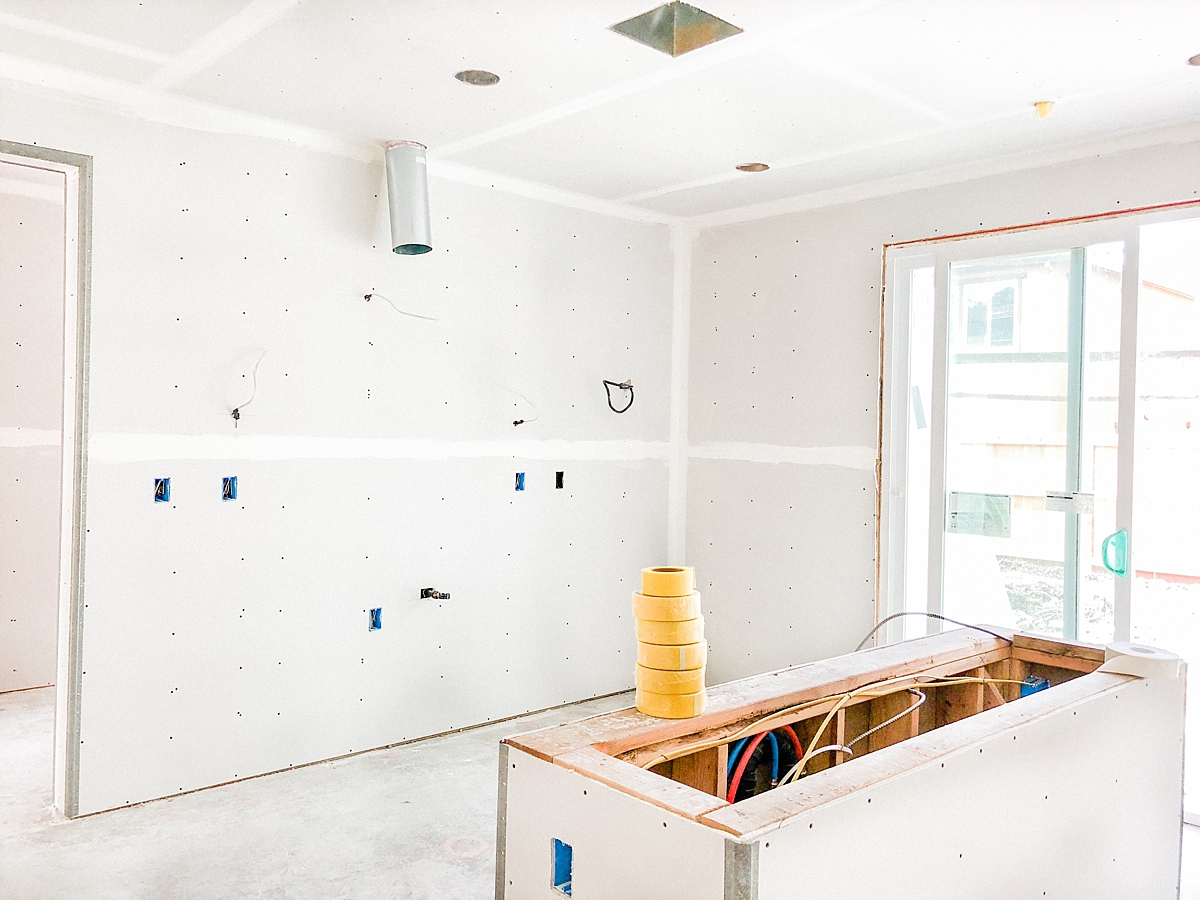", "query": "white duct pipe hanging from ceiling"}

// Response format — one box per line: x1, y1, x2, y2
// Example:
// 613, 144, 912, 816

384, 140, 432, 255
